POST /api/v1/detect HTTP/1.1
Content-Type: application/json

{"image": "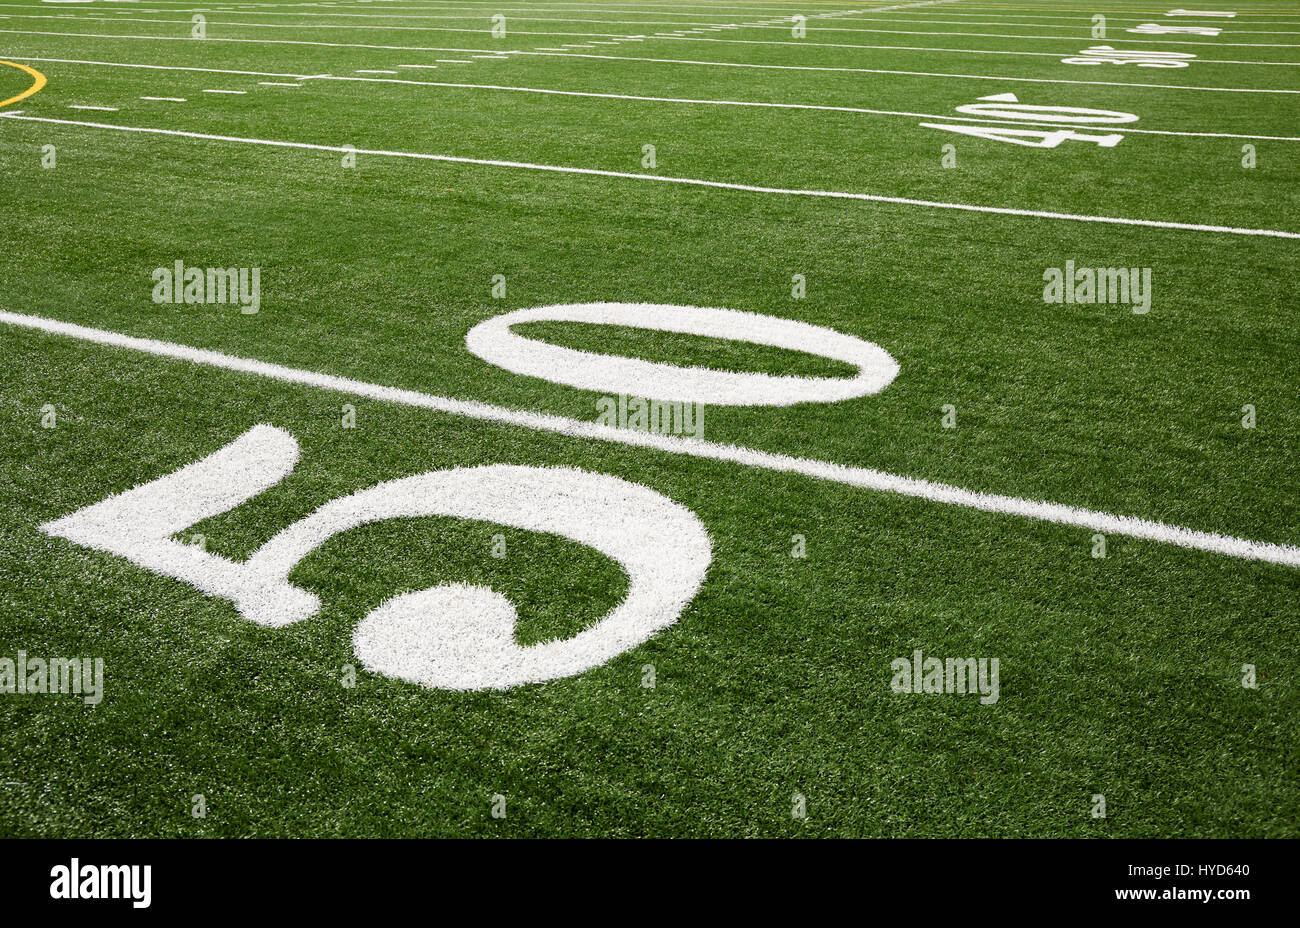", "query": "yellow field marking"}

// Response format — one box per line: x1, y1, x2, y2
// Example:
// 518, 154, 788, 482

0, 60, 45, 110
